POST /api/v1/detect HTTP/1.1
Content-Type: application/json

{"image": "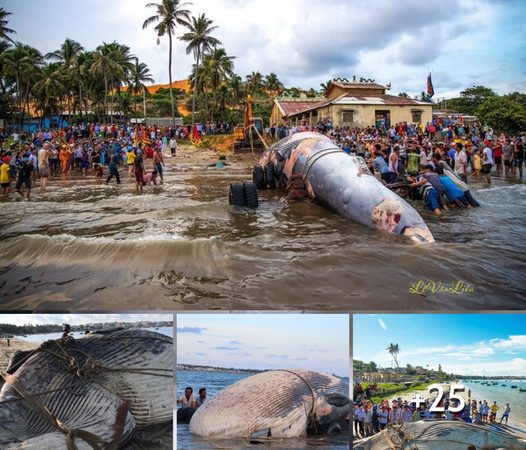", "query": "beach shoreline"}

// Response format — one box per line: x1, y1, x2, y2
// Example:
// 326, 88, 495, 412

0, 338, 37, 376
